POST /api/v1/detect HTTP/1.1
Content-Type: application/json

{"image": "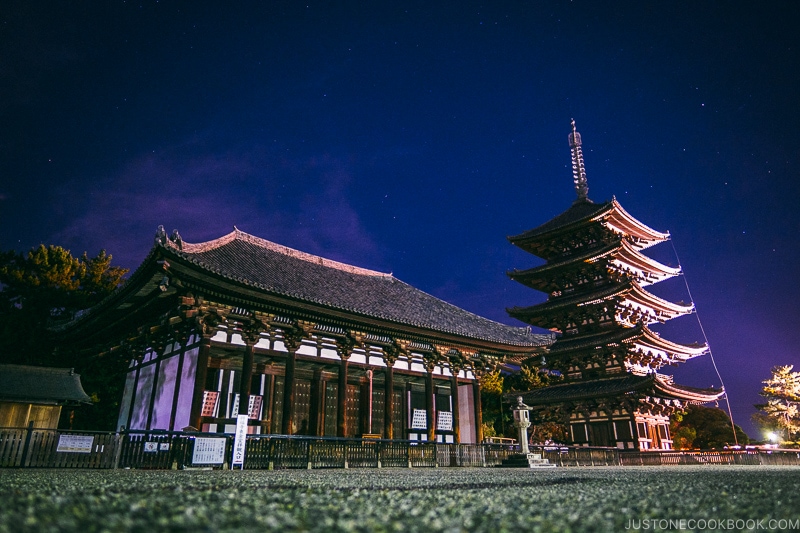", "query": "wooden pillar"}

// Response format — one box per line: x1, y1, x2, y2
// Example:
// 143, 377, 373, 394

382, 342, 403, 440
308, 368, 324, 436
281, 347, 297, 434
425, 365, 435, 442
189, 334, 213, 431
264, 374, 275, 433
280, 323, 312, 435
337, 355, 350, 437
362, 369, 374, 435
335, 333, 358, 438
450, 371, 461, 444
472, 378, 483, 444
238, 342, 255, 416
383, 364, 394, 439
